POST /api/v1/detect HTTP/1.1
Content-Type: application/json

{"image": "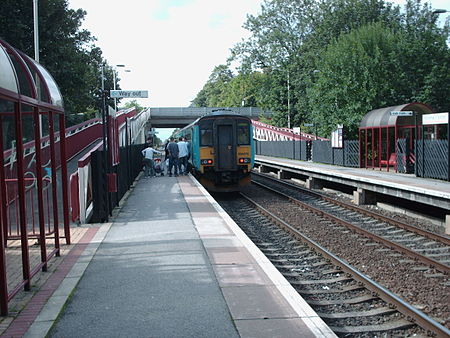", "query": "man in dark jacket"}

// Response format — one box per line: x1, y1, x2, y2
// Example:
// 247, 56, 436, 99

167, 137, 179, 177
